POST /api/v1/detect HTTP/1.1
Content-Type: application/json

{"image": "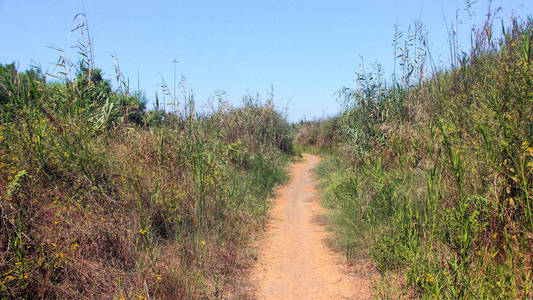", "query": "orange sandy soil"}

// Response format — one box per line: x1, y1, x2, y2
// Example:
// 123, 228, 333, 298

233, 154, 375, 299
